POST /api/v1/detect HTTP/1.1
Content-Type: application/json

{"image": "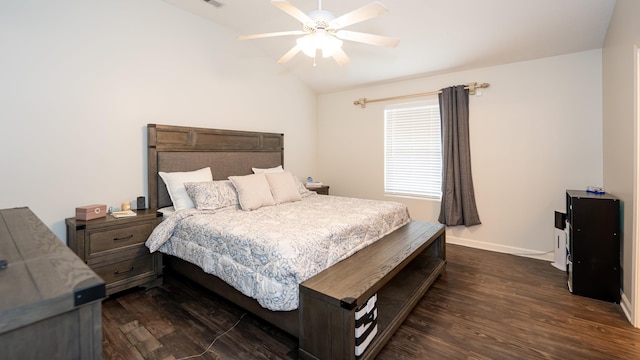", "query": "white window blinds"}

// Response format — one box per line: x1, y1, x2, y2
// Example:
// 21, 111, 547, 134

384, 100, 442, 199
